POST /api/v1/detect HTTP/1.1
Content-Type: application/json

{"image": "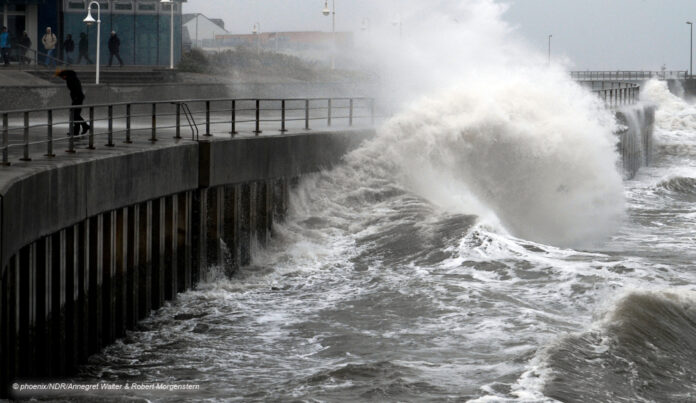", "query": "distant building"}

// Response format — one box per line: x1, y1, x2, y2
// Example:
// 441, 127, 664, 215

215, 31, 353, 53
1, 0, 184, 66
182, 13, 228, 49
